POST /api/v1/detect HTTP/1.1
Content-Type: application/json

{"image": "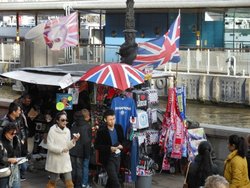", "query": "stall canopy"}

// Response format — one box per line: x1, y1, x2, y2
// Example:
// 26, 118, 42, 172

0, 63, 99, 87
